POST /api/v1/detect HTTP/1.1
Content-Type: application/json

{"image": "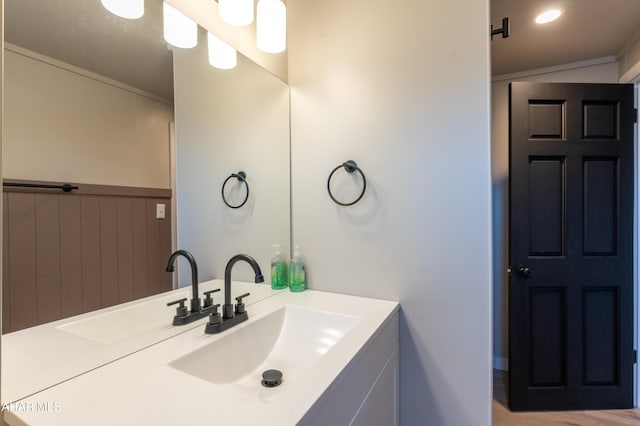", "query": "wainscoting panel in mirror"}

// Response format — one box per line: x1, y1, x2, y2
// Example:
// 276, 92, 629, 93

2, 183, 172, 333
174, 29, 291, 284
